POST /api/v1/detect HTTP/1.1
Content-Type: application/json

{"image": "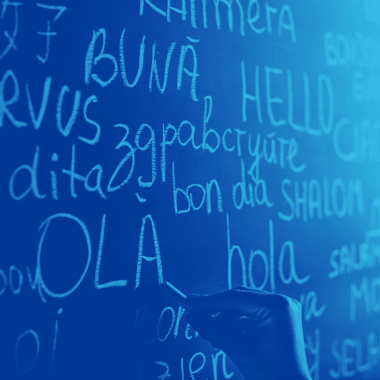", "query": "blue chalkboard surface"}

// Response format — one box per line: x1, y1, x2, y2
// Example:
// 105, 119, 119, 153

1, 0, 380, 378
